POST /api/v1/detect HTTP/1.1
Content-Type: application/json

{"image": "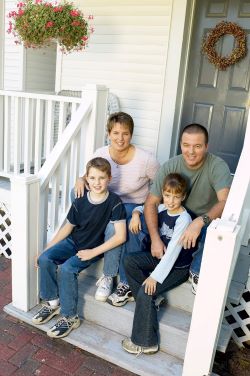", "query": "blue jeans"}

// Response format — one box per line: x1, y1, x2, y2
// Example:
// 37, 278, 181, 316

190, 225, 208, 275
38, 237, 102, 317
124, 251, 189, 347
